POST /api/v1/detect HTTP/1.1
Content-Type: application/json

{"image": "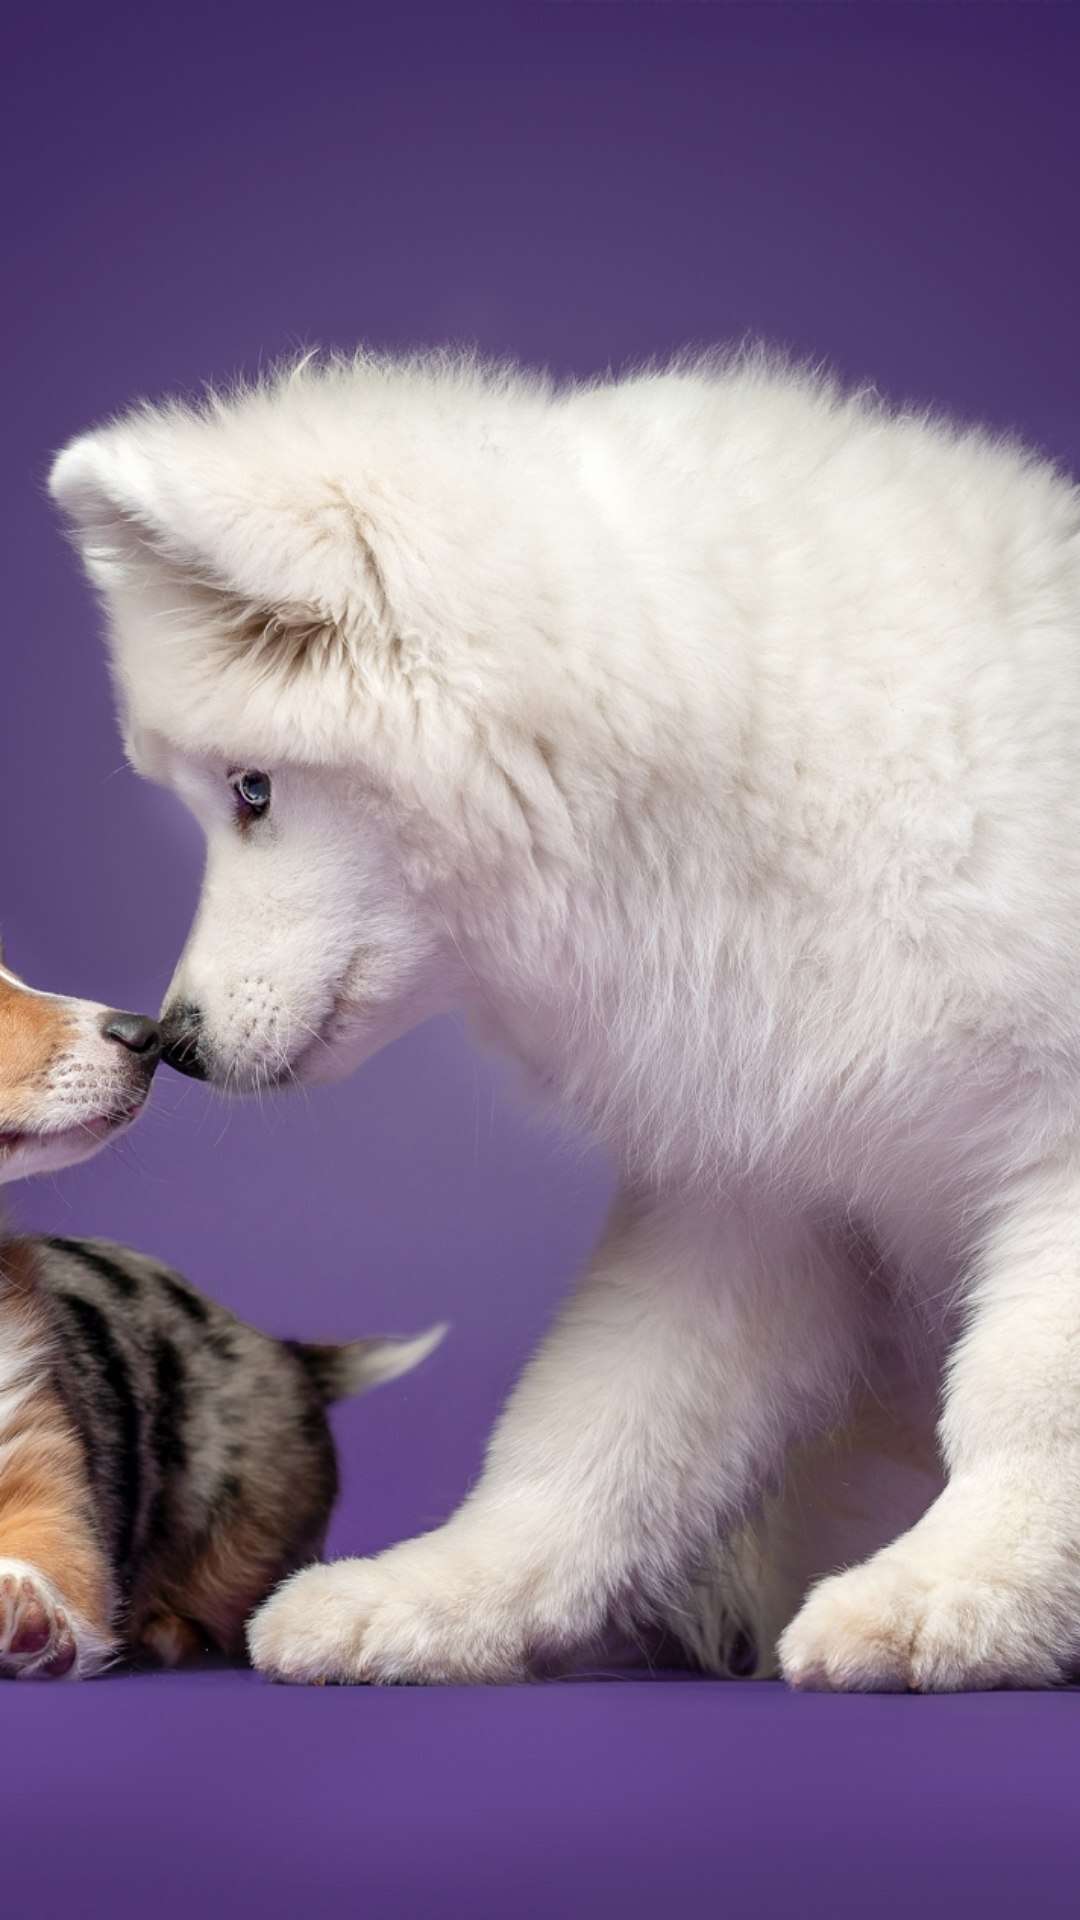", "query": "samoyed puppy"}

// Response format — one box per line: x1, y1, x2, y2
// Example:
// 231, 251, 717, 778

49, 349, 1080, 1690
